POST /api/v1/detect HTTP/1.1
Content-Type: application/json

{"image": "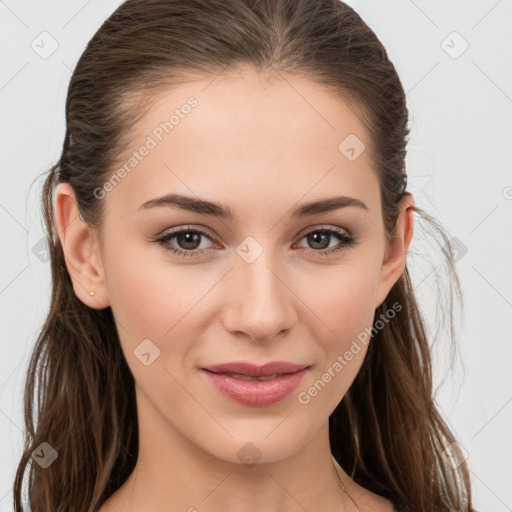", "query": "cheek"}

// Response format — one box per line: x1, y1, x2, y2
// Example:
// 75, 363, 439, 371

103, 250, 208, 409
291, 257, 379, 407
102, 235, 186, 344
103, 239, 222, 366
296, 258, 380, 345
